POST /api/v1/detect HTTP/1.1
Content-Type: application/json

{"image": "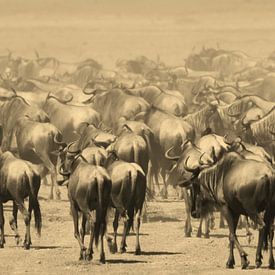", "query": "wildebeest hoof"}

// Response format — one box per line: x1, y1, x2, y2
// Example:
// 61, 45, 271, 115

135, 247, 141, 255
269, 259, 275, 269
196, 231, 202, 238
85, 254, 93, 261
226, 258, 235, 269
100, 254, 106, 264
255, 259, 262, 268
120, 247, 127, 253
204, 232, 210, 239
0, 243, 4, 248
48, 194, 54, 200
15, 236, 22, 245
24, 243, 30, 250
55, 192, 61, 200
185, 232, 191, 238
79, 248, 87, 260
241, 258, 249, 269
226, 262, 234, 269
110, 243, 118, 254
